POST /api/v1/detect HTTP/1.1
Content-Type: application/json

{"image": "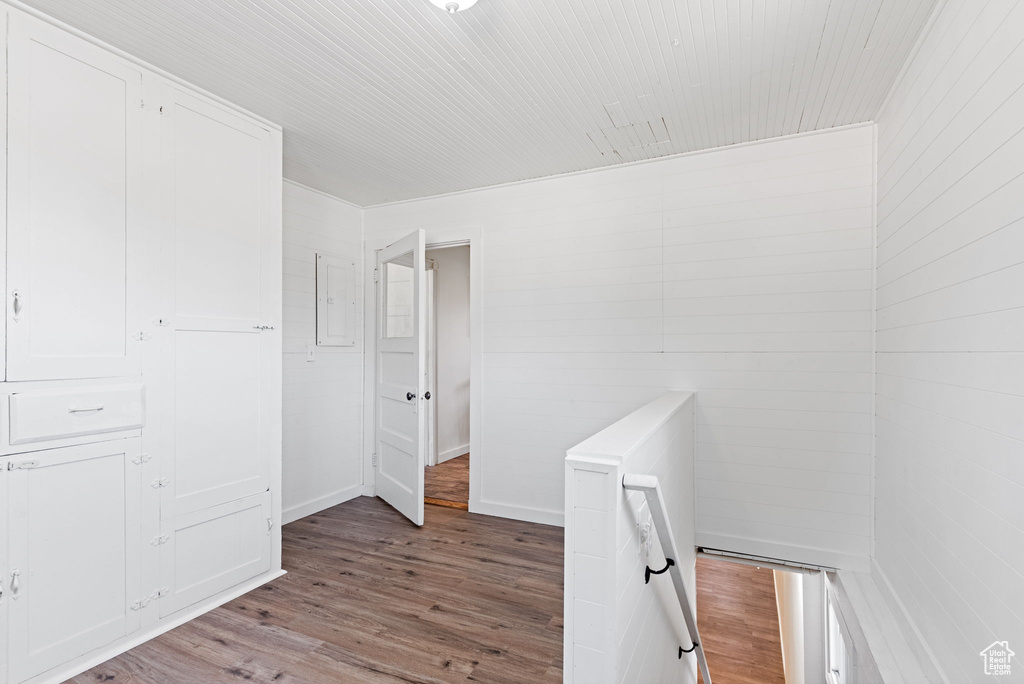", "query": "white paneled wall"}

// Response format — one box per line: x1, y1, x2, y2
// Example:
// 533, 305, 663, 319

874, 0, 1024, 680
282, 181, 364, 523
365, 125, 874, 569
564, 392, 698, 684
